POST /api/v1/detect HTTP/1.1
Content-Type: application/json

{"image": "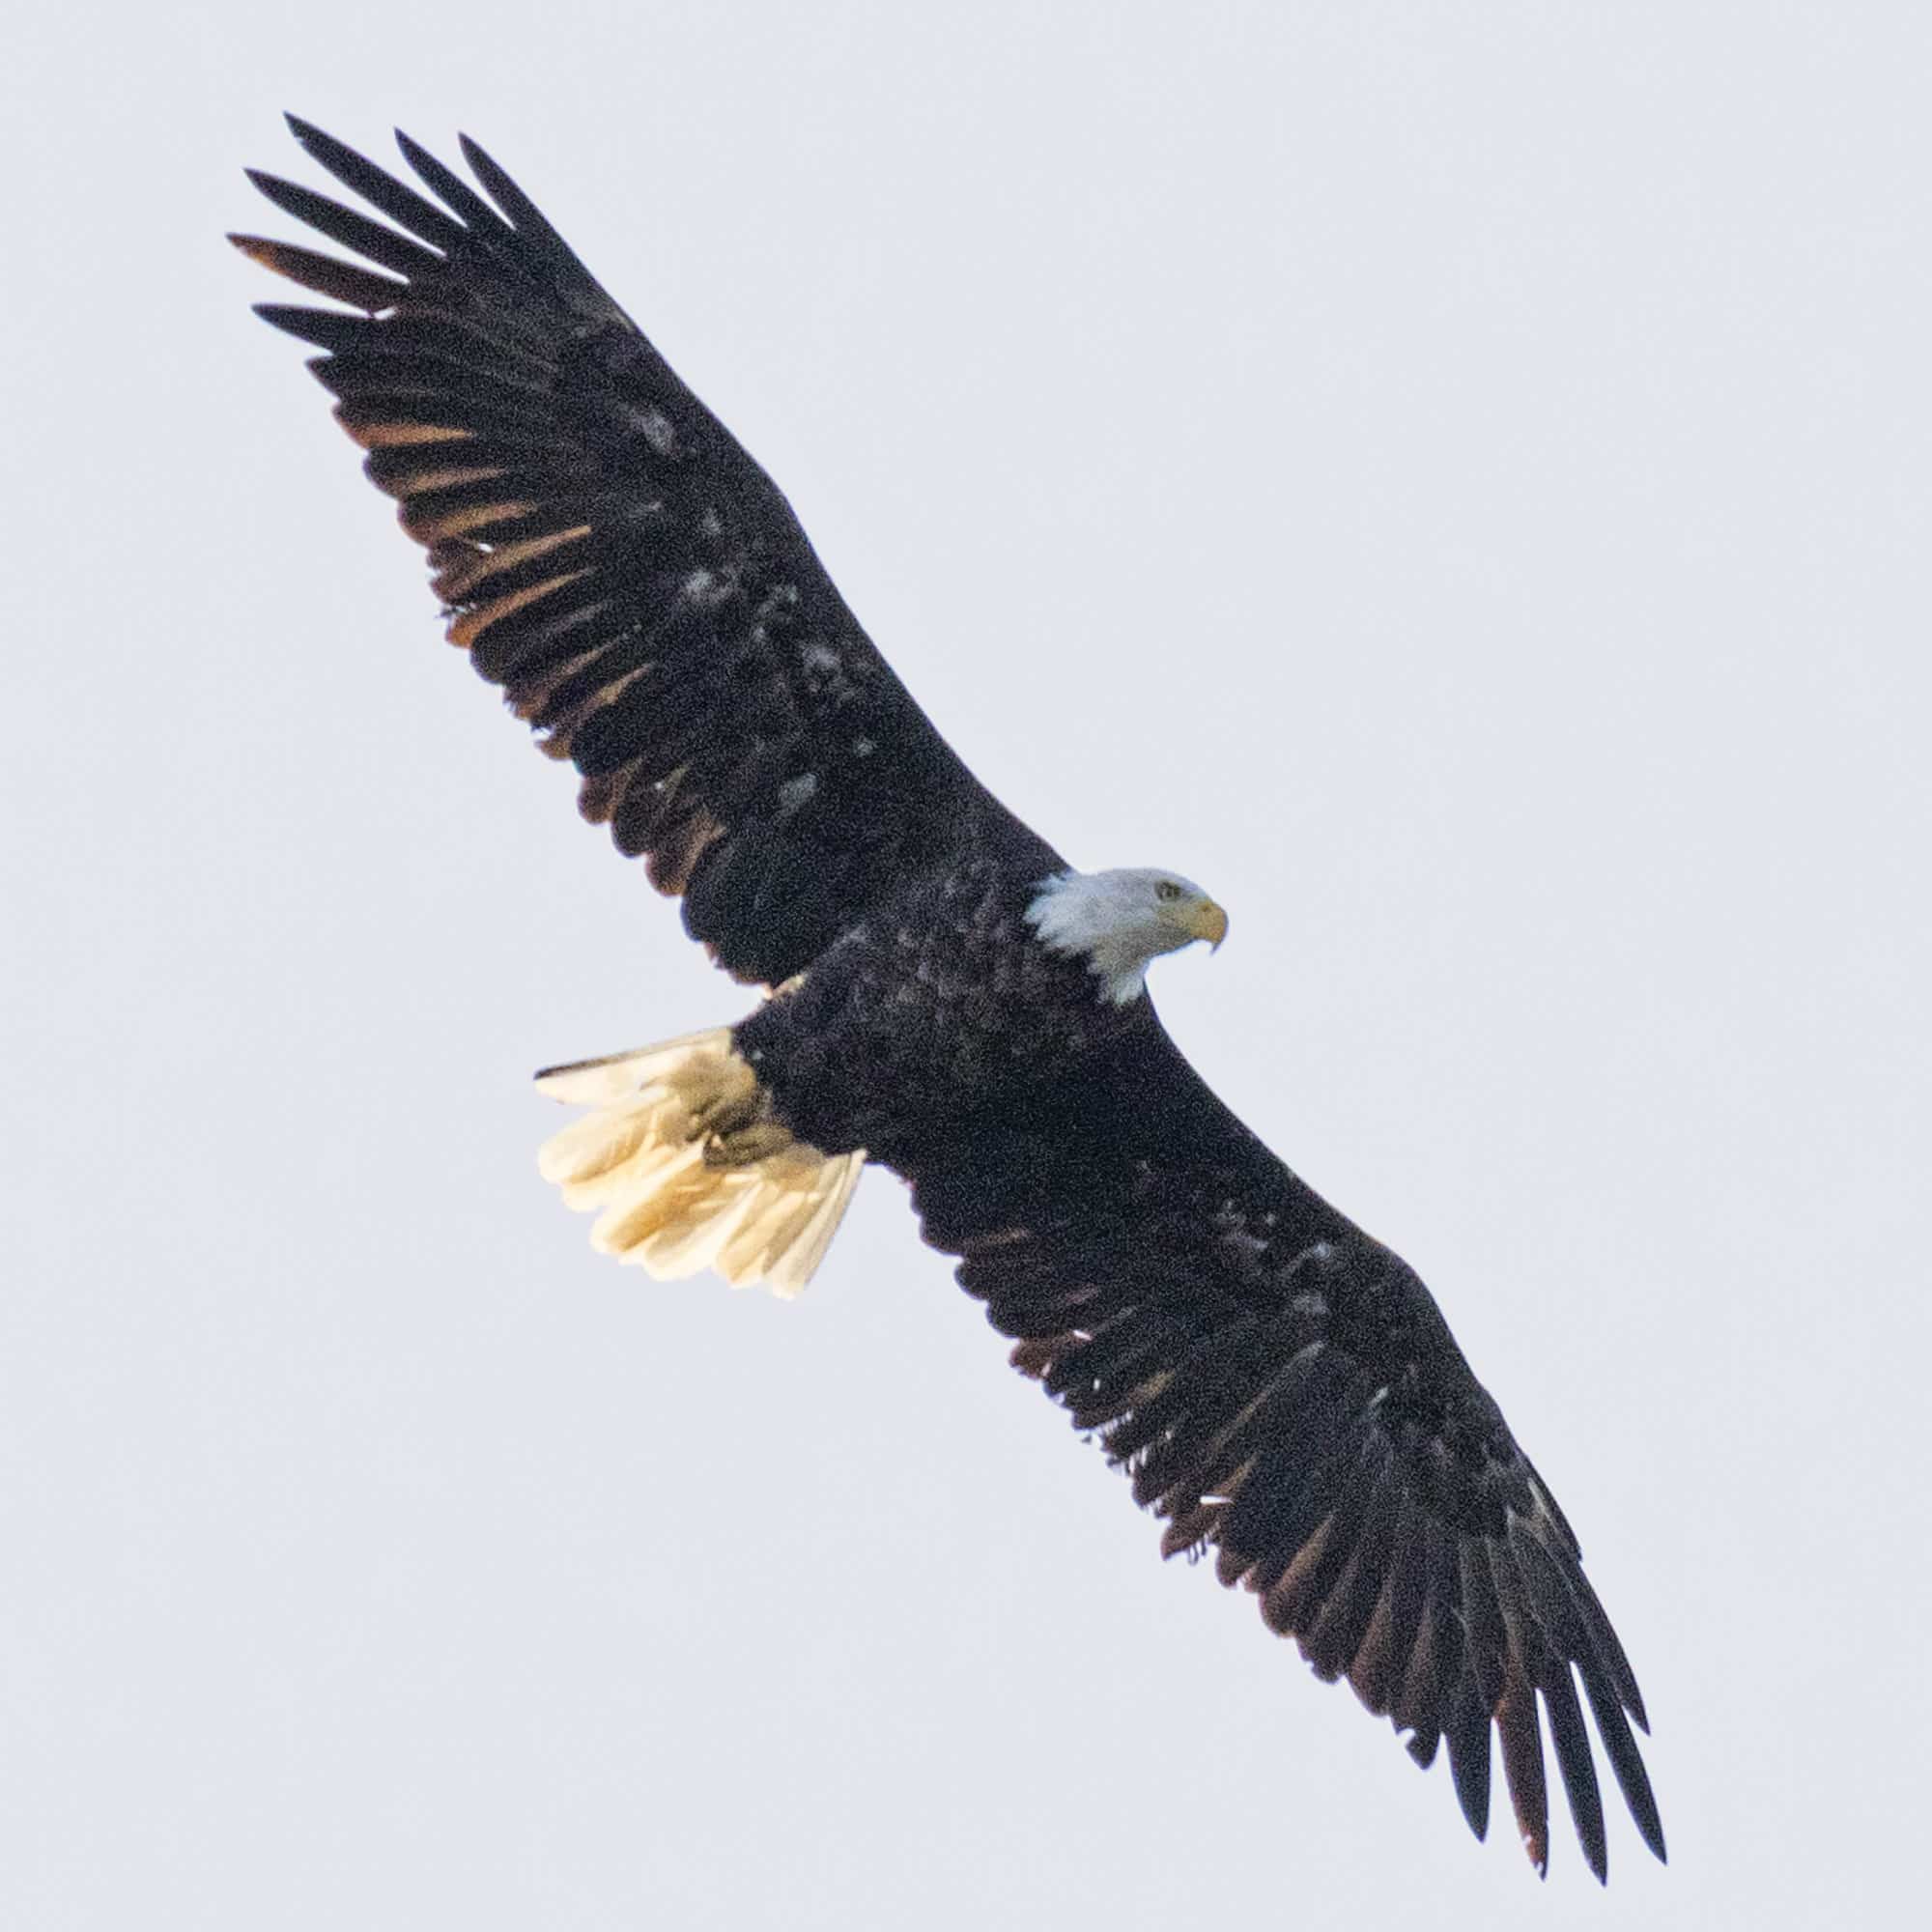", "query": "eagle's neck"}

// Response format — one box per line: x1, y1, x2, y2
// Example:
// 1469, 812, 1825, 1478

1023, 870, 1158, 1006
